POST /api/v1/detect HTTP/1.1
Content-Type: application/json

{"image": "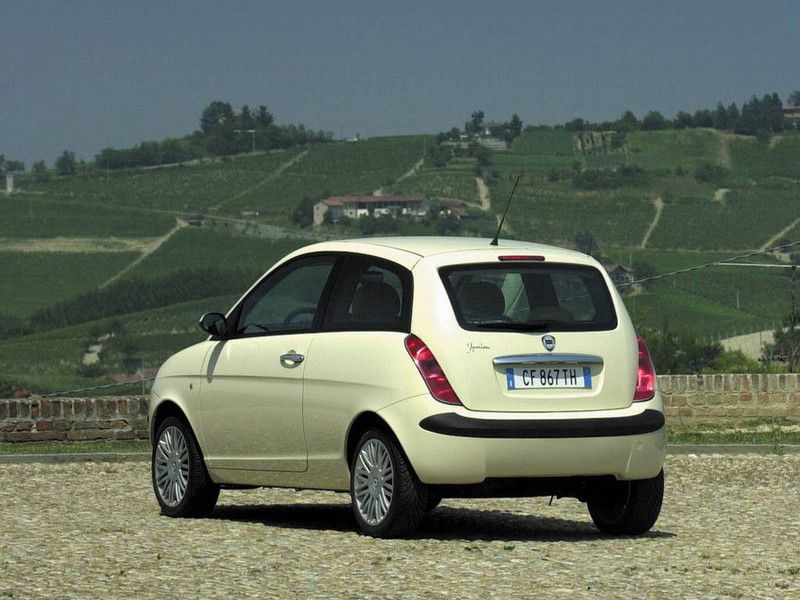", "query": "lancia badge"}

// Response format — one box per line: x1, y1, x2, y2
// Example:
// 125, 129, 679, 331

541, 335, 556, 352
